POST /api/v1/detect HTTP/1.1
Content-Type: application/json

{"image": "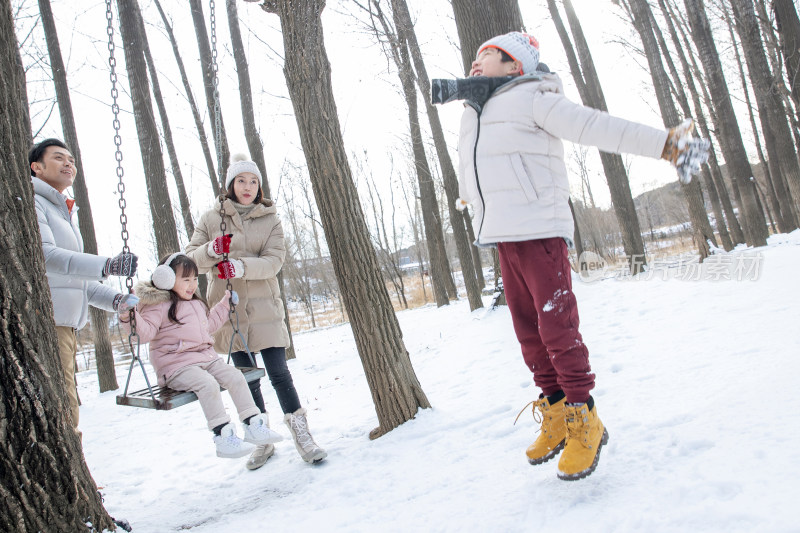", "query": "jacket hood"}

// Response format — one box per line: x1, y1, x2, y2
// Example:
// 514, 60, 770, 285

134, 280, 172, 306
